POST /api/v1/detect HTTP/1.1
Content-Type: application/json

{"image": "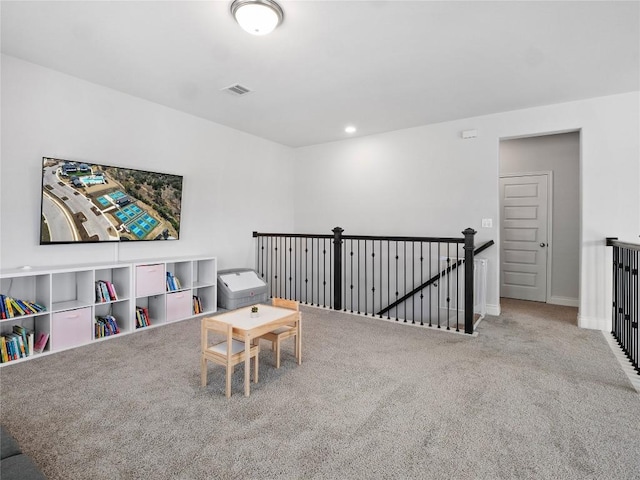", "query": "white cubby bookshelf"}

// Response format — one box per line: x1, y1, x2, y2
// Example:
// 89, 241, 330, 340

0, 256, 216, 366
